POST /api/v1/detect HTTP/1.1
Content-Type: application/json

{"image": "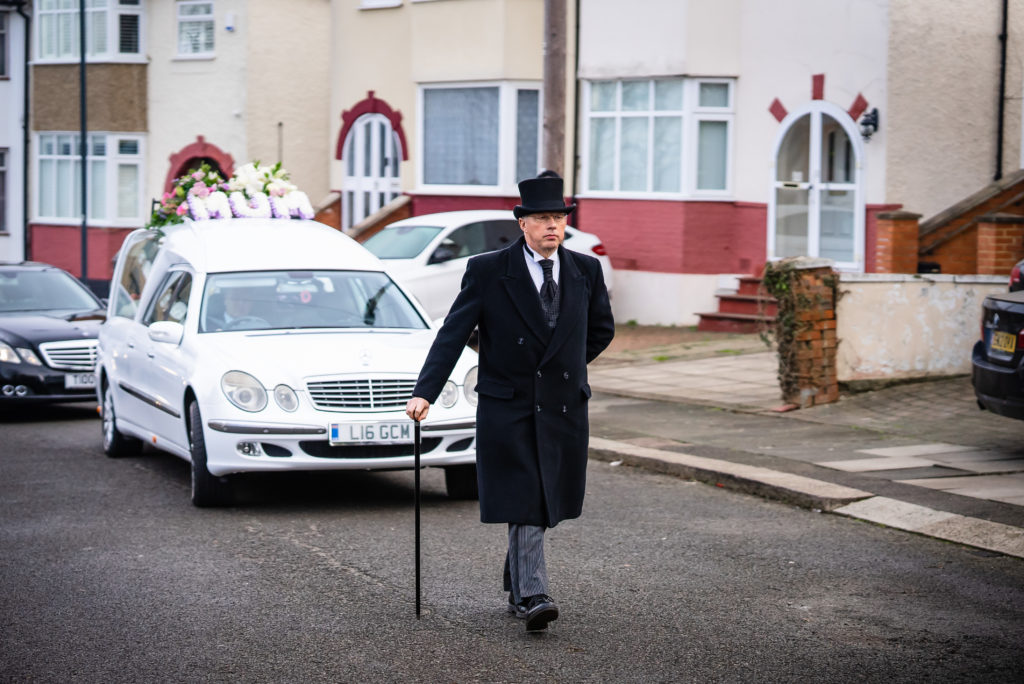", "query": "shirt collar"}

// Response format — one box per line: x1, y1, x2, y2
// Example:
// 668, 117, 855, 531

523, 243, 559, 264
